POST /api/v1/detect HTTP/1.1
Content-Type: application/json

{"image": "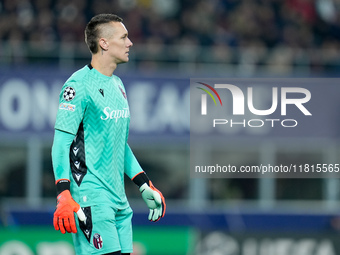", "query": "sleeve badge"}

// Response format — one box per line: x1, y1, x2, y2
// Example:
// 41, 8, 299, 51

63, 86, 76, 101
